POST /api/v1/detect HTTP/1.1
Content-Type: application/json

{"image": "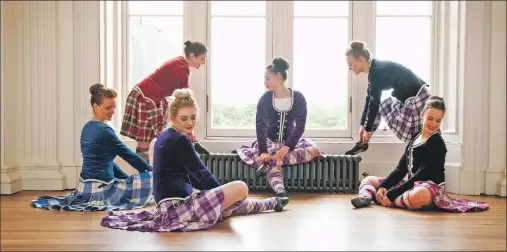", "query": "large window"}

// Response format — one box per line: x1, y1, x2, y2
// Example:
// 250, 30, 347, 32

374, 1, 433, 133
127, 1, 184, 90
293, 1, 350, 137
101, 1, 459, 141
208, 1, 267, 135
